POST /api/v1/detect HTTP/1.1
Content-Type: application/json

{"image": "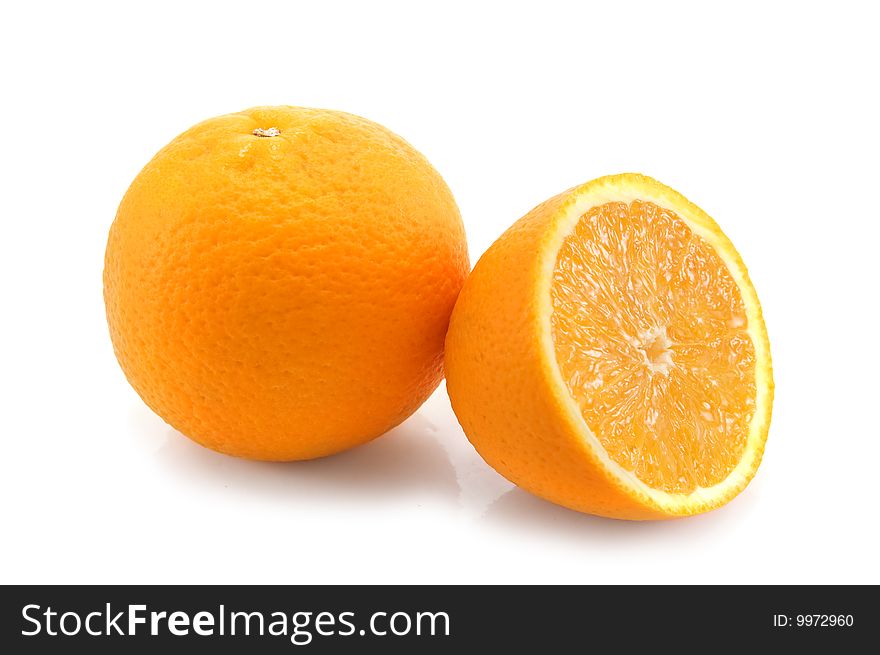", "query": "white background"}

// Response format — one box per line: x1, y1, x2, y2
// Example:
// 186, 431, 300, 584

2, 1, 878, 584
